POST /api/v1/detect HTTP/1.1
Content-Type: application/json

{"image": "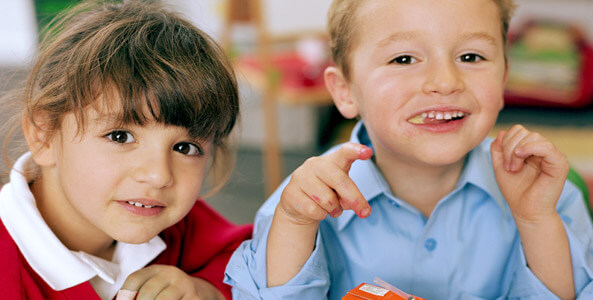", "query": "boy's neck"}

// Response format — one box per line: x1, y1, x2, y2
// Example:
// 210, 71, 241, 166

30, 171, 117, 261
375, 154, 466, 218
